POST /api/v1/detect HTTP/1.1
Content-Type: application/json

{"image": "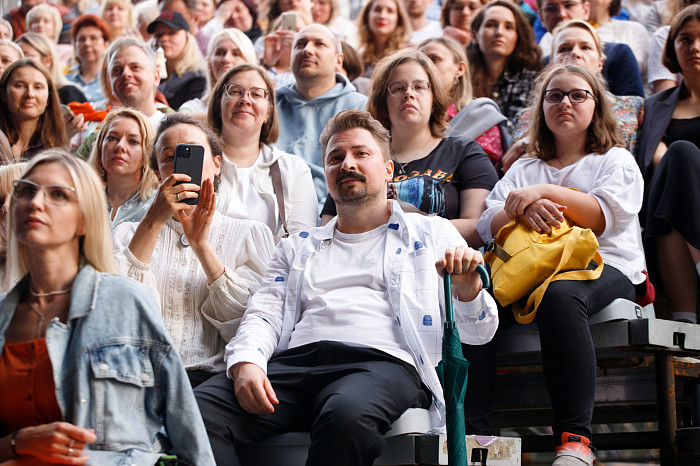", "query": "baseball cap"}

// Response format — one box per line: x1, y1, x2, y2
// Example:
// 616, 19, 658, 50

147, 10, 190, 34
